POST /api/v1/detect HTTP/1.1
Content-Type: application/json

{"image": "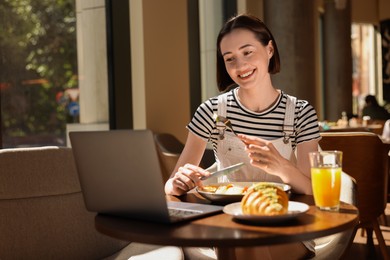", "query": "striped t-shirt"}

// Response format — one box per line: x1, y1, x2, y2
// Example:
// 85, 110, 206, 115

187, 88, 320, 152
